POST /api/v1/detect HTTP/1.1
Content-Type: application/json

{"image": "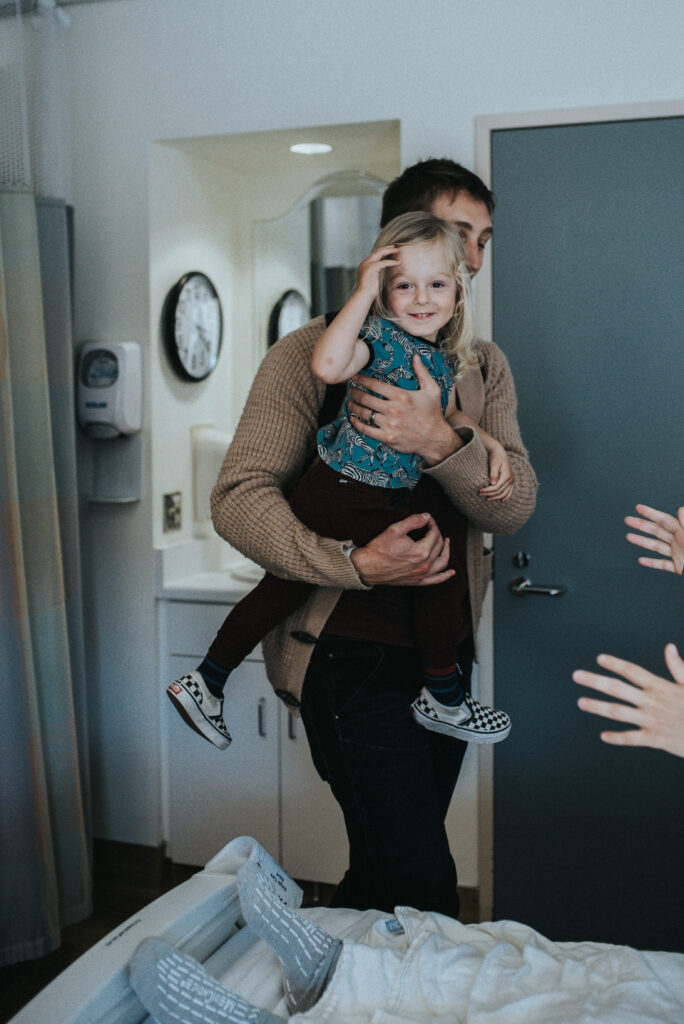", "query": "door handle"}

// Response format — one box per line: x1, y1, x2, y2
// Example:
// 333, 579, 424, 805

257, 697, 267, 737
509, 575, 565, 597
288, 715, 297, 741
